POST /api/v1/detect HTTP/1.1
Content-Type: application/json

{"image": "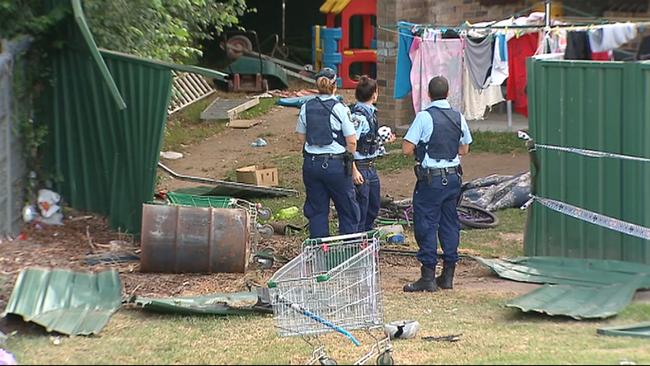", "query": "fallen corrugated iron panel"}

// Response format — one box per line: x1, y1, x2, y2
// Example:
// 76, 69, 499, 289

475, 256, 650, 319
474, 256, 650, 287
158, 162, 299, 198
140, 204, 250, 273
598, 322, 650, 339
132, 291, 271, 315
507, 283, 639, 319
2, 268, 122, 335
